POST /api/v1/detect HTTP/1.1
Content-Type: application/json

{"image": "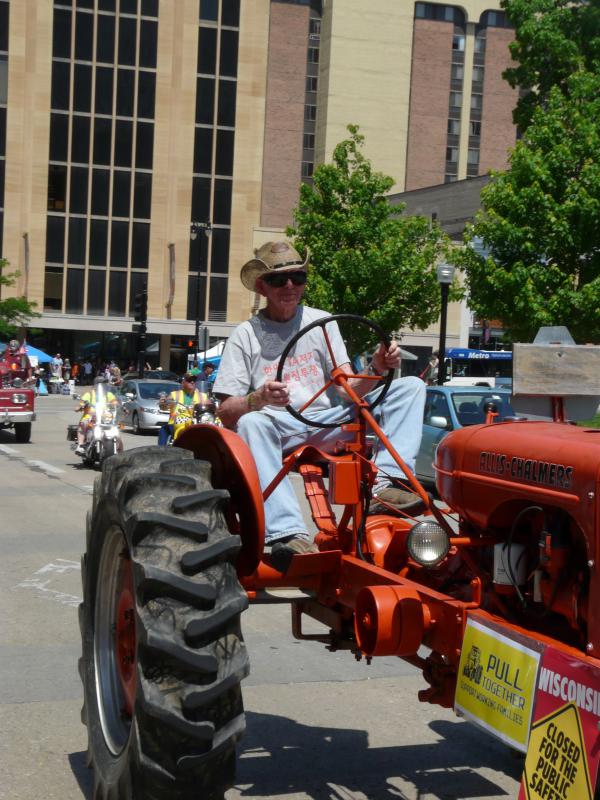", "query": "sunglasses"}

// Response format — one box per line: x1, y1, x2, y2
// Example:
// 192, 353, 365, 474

261, 270, 307, 288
